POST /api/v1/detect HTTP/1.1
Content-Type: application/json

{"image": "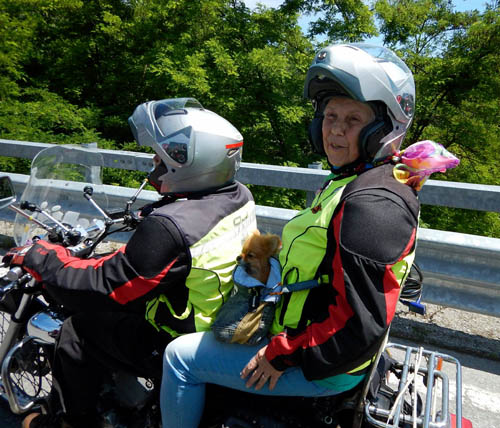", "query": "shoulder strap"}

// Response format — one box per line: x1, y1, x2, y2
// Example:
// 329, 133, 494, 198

280, 279, 322, 293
